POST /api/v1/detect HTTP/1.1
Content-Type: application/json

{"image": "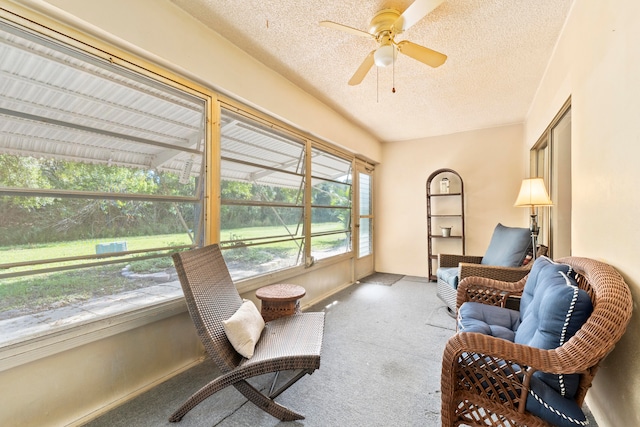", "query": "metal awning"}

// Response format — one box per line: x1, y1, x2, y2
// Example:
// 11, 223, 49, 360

0, 18, 351, 189
0, 20, 205, 177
